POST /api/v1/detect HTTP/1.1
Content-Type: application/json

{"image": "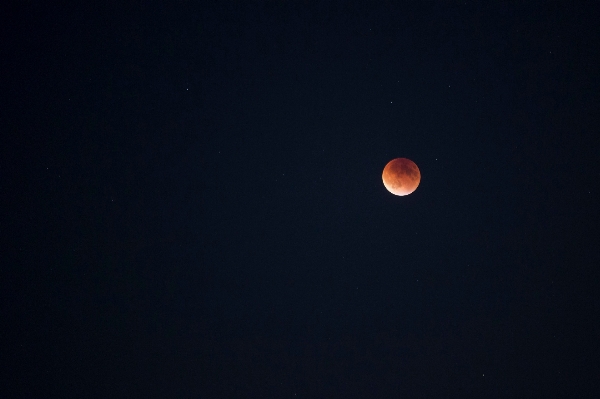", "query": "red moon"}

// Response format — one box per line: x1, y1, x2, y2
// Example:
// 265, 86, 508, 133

382, 158, 421, 196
